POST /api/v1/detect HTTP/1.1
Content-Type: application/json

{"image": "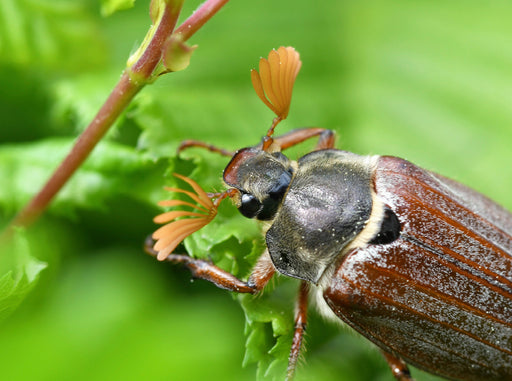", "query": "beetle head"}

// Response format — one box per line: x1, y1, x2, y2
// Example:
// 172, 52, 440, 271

223, 147, 294, 220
